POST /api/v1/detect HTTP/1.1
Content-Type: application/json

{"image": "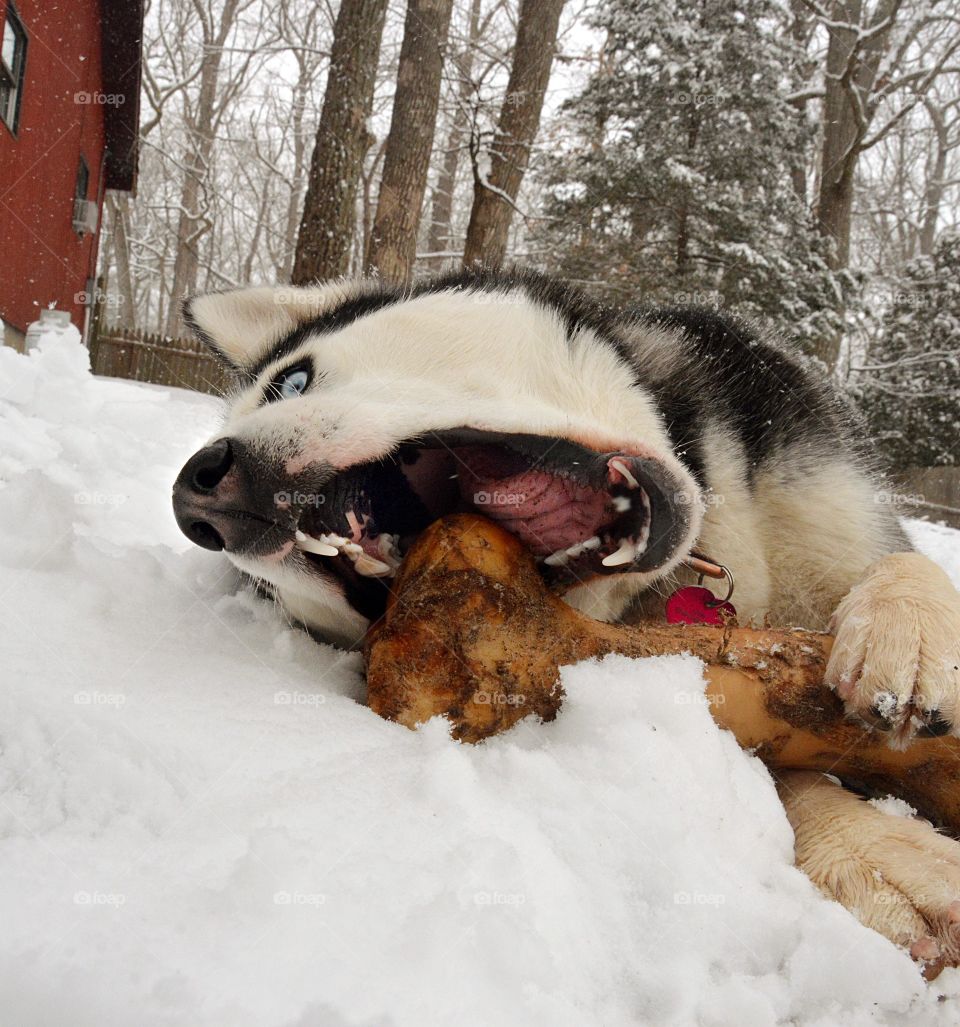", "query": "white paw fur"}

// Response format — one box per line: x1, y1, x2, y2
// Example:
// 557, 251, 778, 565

825, 552, 960, 747
778, 770, 960, 976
